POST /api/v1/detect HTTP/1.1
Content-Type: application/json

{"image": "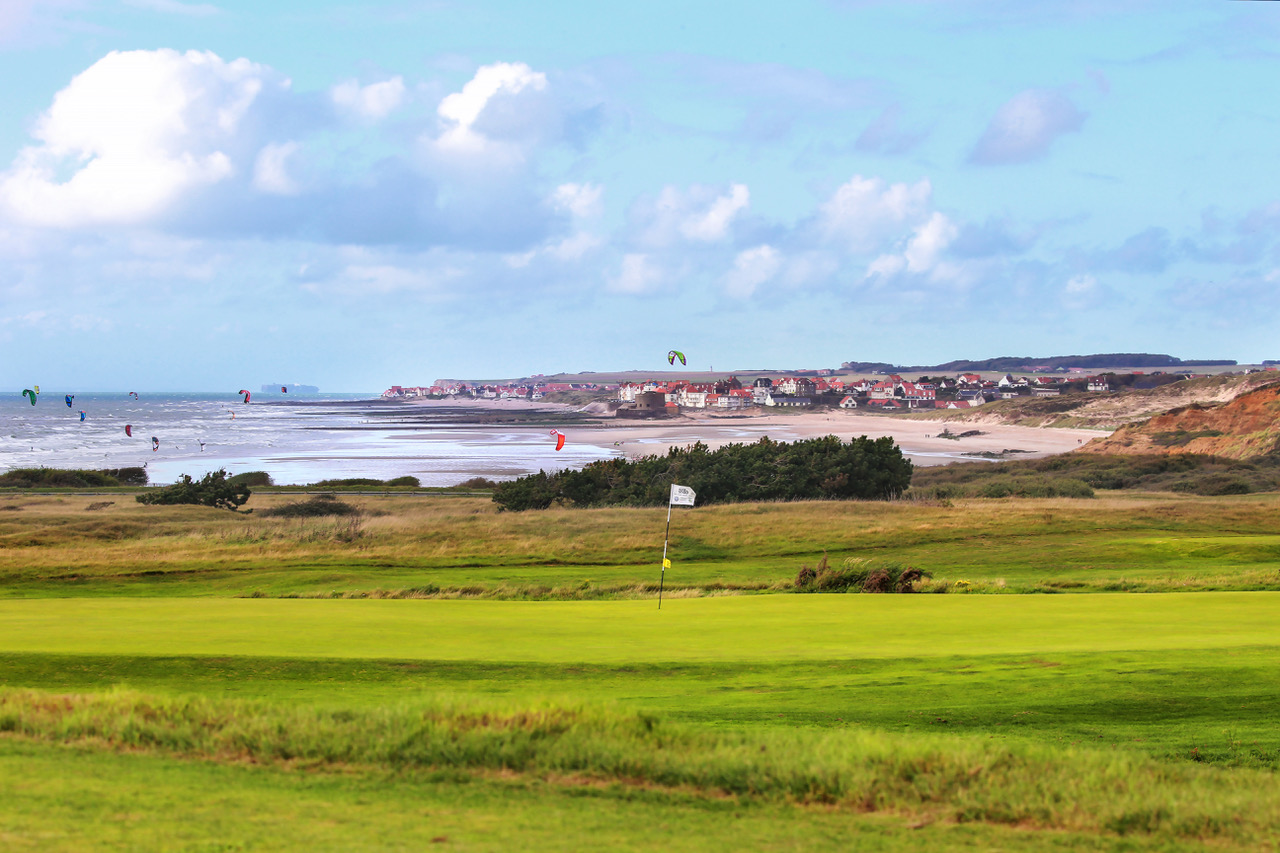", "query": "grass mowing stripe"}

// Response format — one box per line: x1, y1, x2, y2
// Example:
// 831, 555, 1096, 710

0, 593, 1278, 662
3, 649, 1280, 770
